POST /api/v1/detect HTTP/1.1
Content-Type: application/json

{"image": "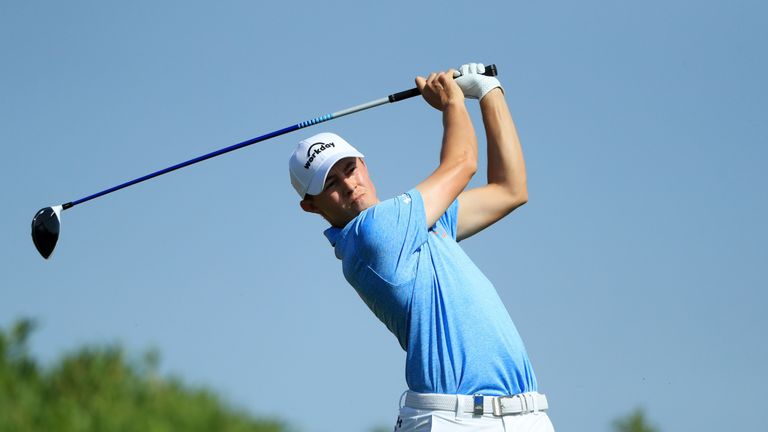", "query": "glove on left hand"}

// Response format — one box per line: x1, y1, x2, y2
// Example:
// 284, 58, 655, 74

454, 62, 503, 100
